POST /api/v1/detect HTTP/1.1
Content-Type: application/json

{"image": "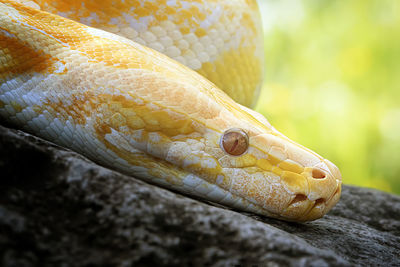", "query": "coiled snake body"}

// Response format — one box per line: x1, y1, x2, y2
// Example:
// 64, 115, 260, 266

0, 0, 341, 221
